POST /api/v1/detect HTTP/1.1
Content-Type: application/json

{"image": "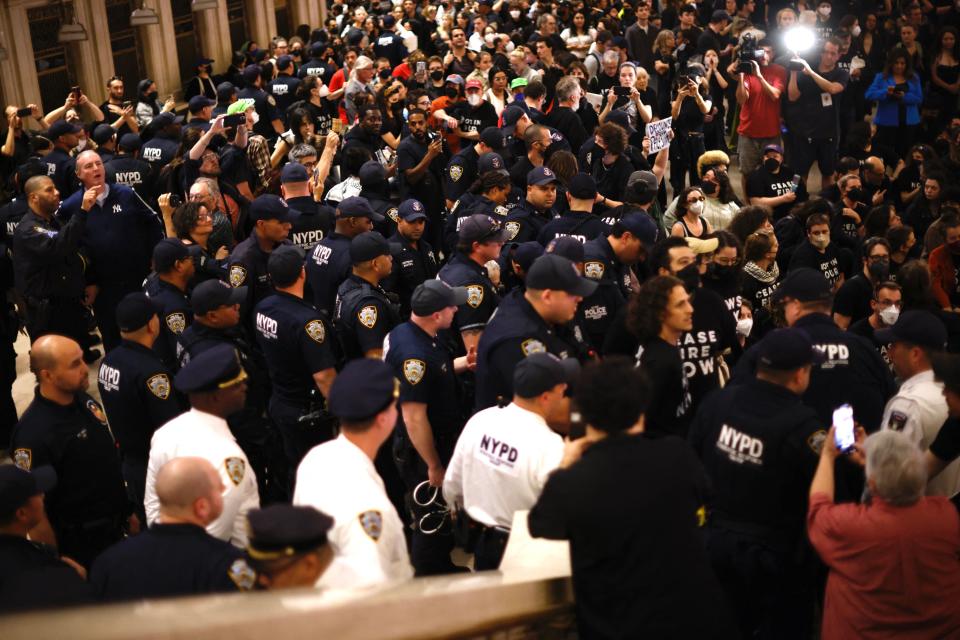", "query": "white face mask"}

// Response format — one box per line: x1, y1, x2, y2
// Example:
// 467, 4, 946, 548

510, 9, 521, 19
688, 200, 704, 215
736, 317, 754, 337
467, 93, 482, 106
810, 233, 829, 249
852, 25, 861, 37
879, 305, 900, 326
250, 111, 260, 125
